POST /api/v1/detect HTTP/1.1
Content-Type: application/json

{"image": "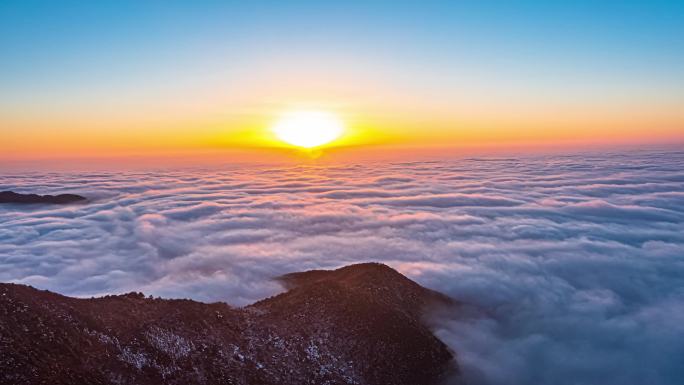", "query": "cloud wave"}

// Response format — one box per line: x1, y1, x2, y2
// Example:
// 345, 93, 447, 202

1, 149, 683, 384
